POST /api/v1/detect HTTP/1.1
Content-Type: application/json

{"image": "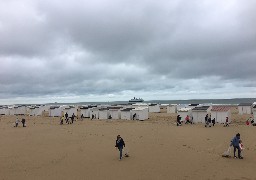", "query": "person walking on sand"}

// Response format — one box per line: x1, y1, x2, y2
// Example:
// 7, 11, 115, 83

224, 117, 229, 127
65, 112, 69, 123
177, 115, 182, 126
21, 118, 26, 127
230, 133, 243, 159
15, 117, 19, 127
60, 116, 64, 125
115, 135, 125, 160
71, 114, 75, 124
